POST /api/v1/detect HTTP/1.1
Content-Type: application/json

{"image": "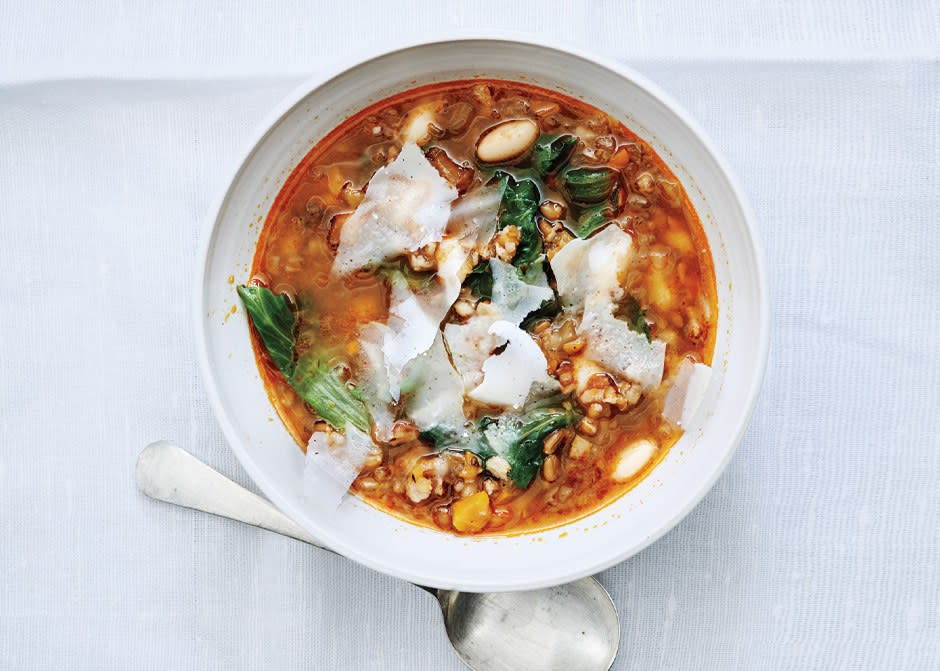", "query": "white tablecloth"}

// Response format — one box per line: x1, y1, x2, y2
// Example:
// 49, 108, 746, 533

2, 2, 939, 669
